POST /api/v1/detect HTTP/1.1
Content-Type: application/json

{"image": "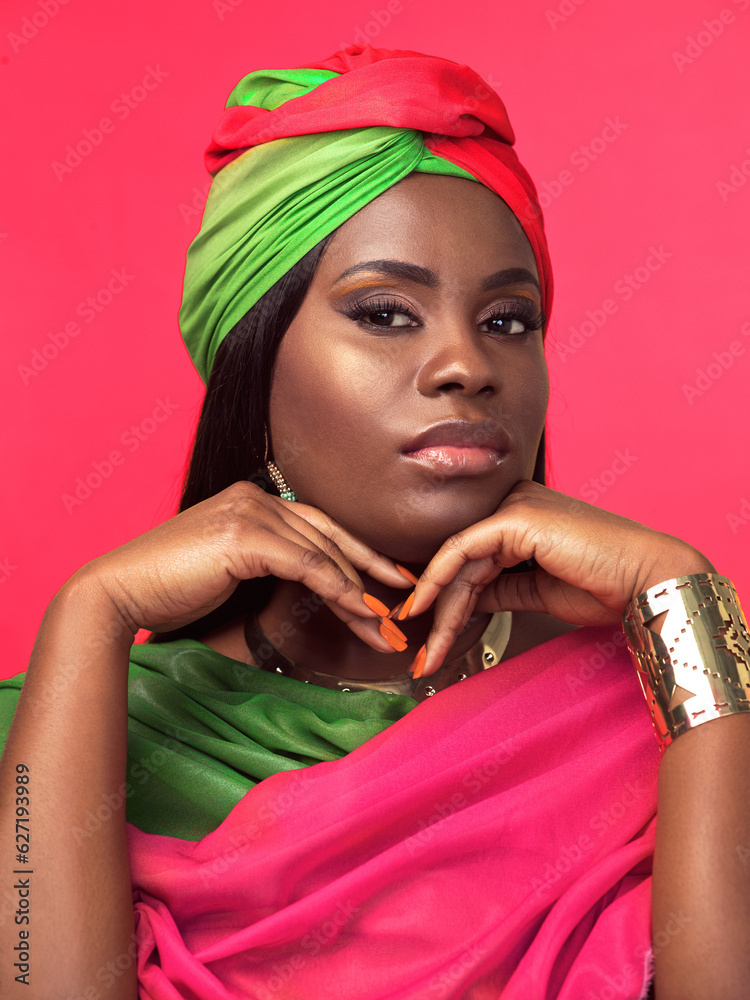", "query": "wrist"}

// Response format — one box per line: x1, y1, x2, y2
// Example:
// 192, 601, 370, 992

55, 566, 139, 649
635, 540, 716, 598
